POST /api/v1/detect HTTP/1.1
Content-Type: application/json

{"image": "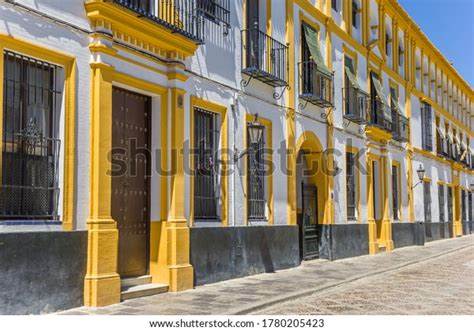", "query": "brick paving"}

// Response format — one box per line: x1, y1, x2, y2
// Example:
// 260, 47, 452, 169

60, 235, 474, 315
